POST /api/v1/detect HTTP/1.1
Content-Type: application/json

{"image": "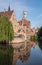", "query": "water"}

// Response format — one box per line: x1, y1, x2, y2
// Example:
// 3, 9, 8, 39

13, 41, 42, 65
